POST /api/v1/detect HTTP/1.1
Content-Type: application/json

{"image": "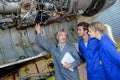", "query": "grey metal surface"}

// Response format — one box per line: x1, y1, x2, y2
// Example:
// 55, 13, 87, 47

0, 19, 79, 68
96, 0, 120, 39
0, 1, 18, 14
0, 0, 117, 29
